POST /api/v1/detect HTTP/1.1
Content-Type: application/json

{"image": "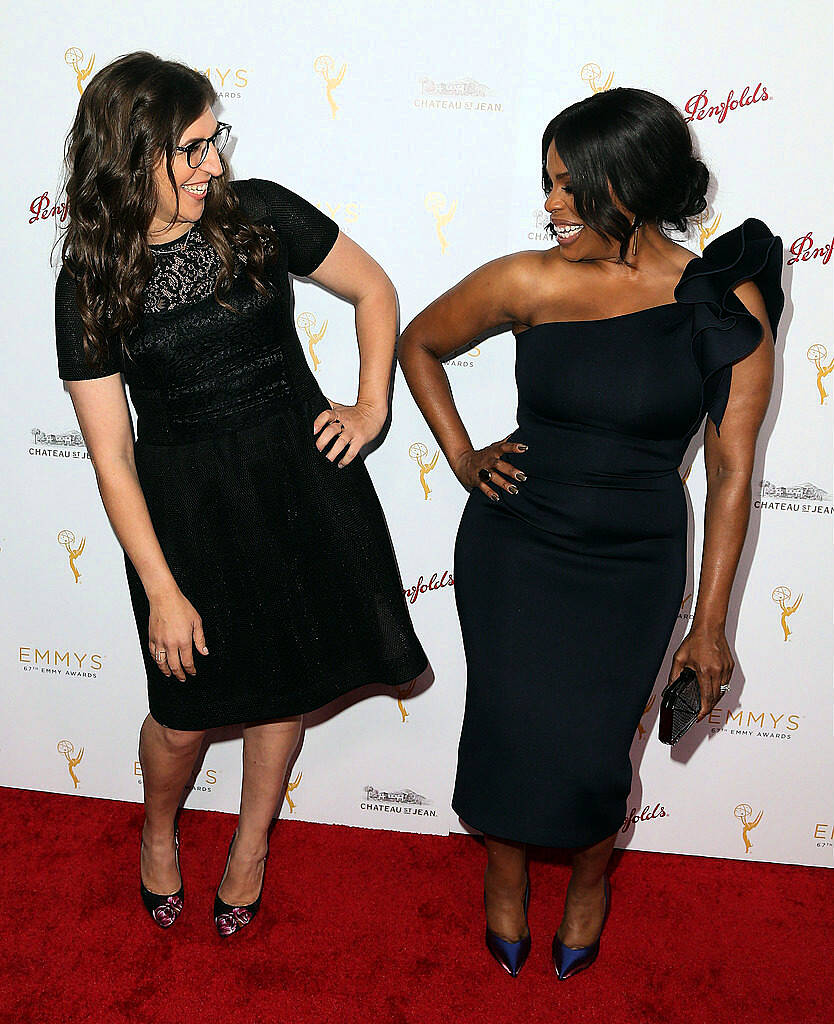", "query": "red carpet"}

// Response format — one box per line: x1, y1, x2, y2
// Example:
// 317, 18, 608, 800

1, 786, 830, 1024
